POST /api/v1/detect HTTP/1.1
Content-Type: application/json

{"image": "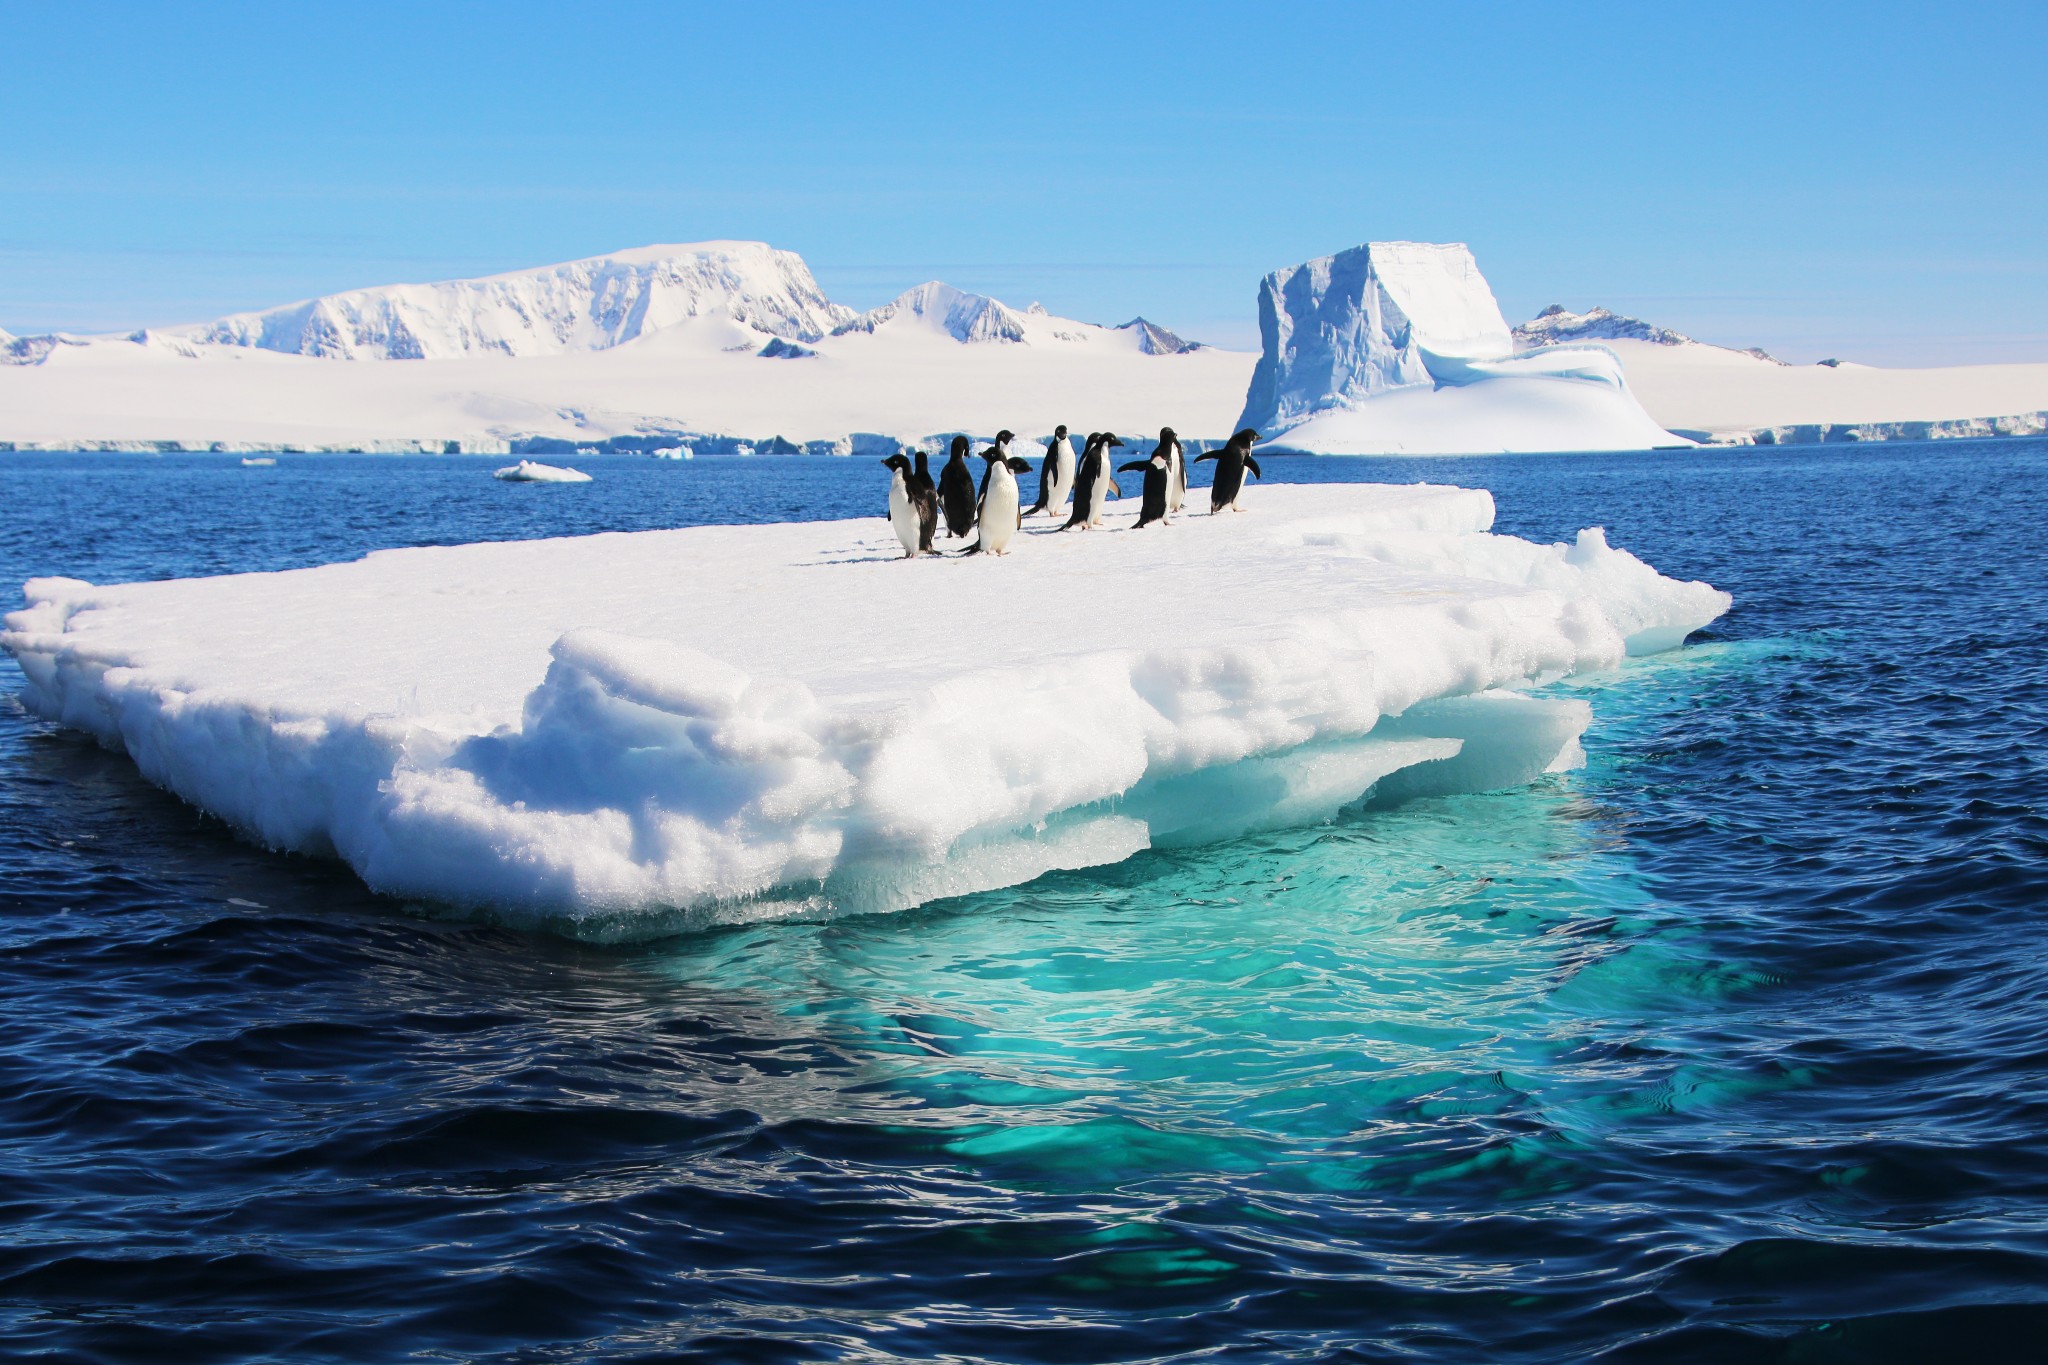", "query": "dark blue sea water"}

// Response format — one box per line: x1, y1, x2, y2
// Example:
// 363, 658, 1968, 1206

2, 443, 2044, 1363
